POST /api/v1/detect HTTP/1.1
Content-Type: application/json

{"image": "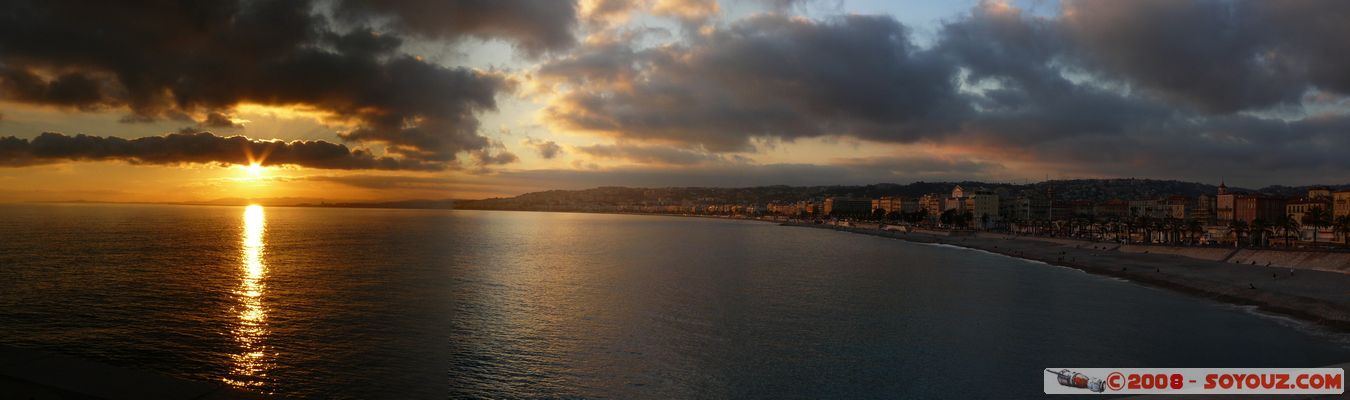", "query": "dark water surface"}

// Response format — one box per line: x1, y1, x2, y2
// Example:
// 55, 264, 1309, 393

1, 204, 1347, 399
